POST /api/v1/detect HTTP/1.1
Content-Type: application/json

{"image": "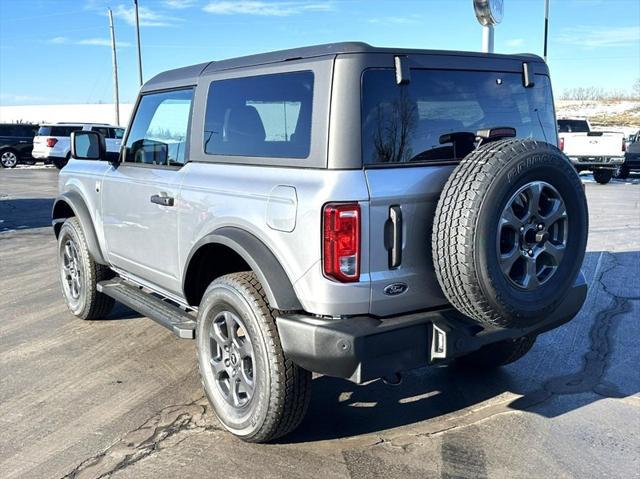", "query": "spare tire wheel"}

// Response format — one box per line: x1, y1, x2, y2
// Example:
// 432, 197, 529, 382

433, 139, 588, 329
